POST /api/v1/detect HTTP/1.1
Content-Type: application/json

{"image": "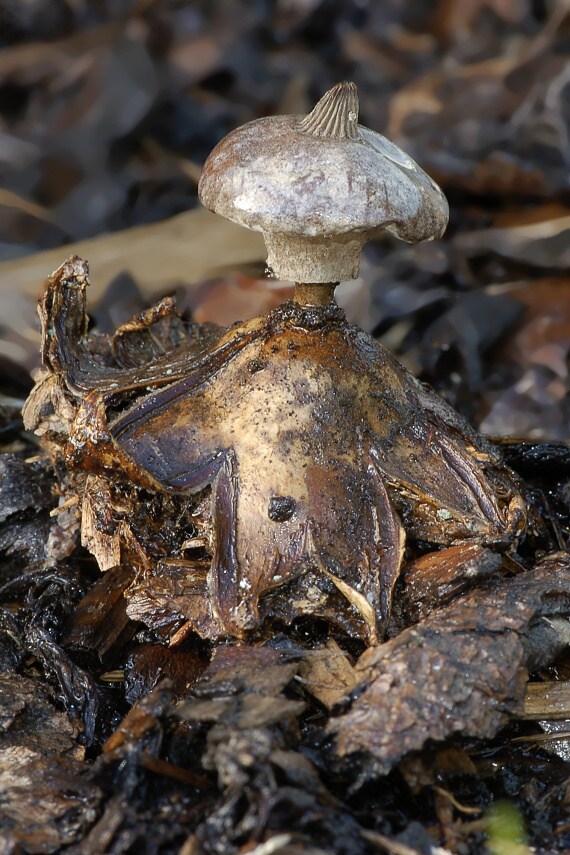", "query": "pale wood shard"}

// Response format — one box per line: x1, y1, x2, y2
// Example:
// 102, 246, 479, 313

80, 477, 122, 572
298, 639, 359, 709
522, 681, 570, 721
